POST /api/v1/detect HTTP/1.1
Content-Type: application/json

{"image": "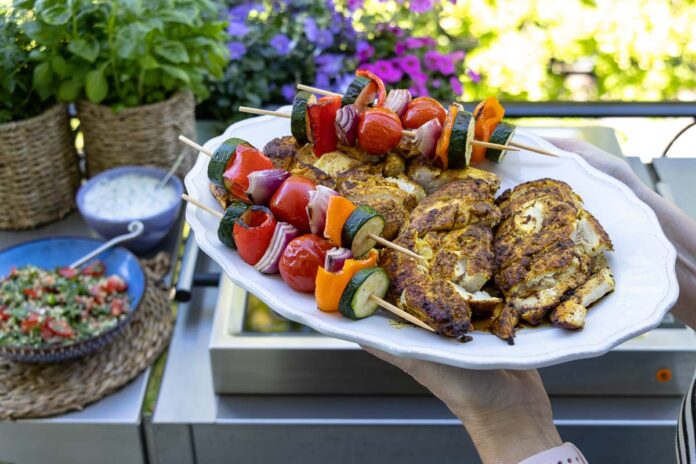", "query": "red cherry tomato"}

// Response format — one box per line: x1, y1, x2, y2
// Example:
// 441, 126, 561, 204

0, 305, 10, 321
48, 318, 75, 338
402, 97, 446, 129
104, 275, 128, 294
233, 206, 277, 266
269, 175, 316, 232
279, 234, 333, 293
21, 313, 41, 333
357, 107, 403, 155
223, 145, 274, 201
81, 260, 105, 276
